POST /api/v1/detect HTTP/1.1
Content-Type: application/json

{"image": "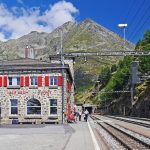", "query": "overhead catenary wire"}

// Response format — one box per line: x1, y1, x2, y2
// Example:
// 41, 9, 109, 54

122, 0, 149, 42
130, 15, 150, 41
127, 0, 147, 35
117, 0, 135, 36
129, 4, 150, 41
123, 0, 135, 23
